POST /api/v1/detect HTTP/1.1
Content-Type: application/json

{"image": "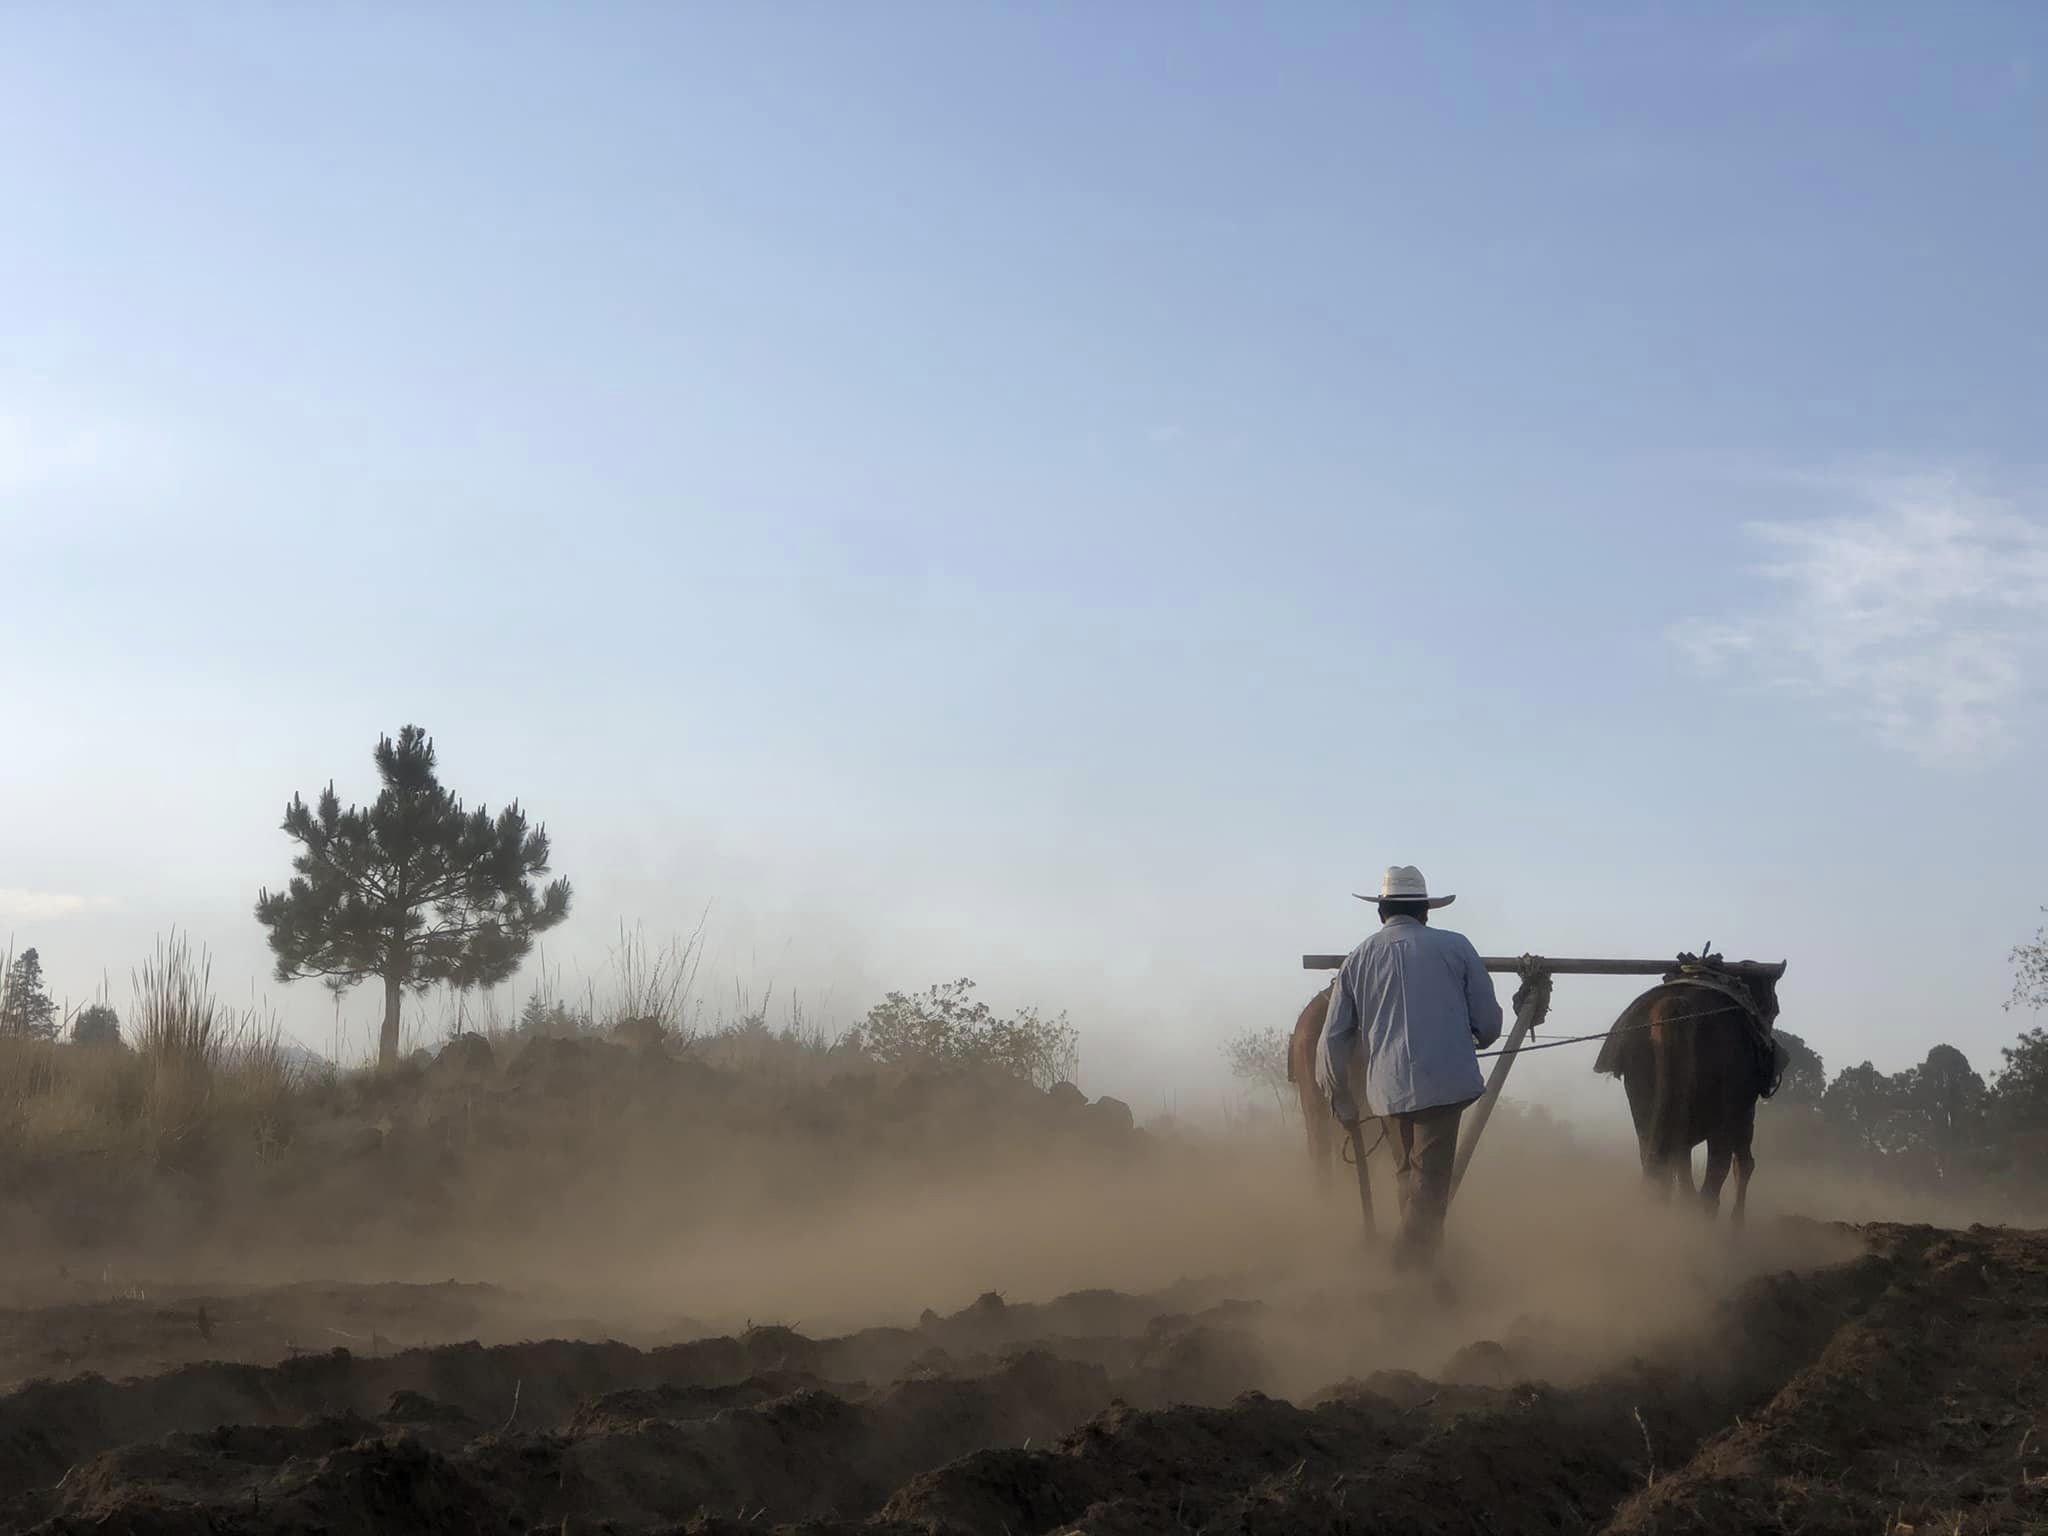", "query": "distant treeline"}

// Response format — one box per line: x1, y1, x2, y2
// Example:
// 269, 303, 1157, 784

1766, 1024, 2048, 1201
